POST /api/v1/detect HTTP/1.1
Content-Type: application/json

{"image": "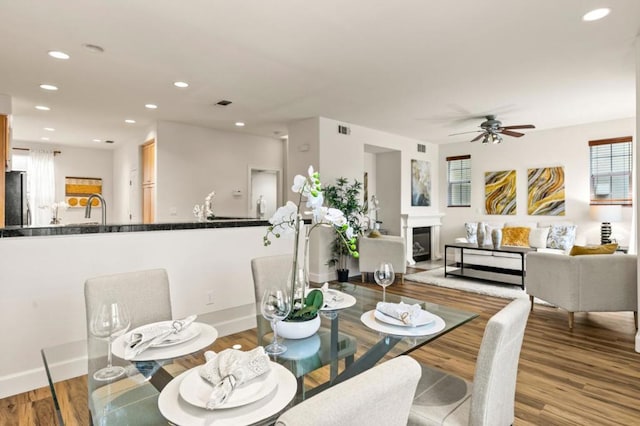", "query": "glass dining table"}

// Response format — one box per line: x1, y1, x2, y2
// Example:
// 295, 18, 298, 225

42, 283, 478, 426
